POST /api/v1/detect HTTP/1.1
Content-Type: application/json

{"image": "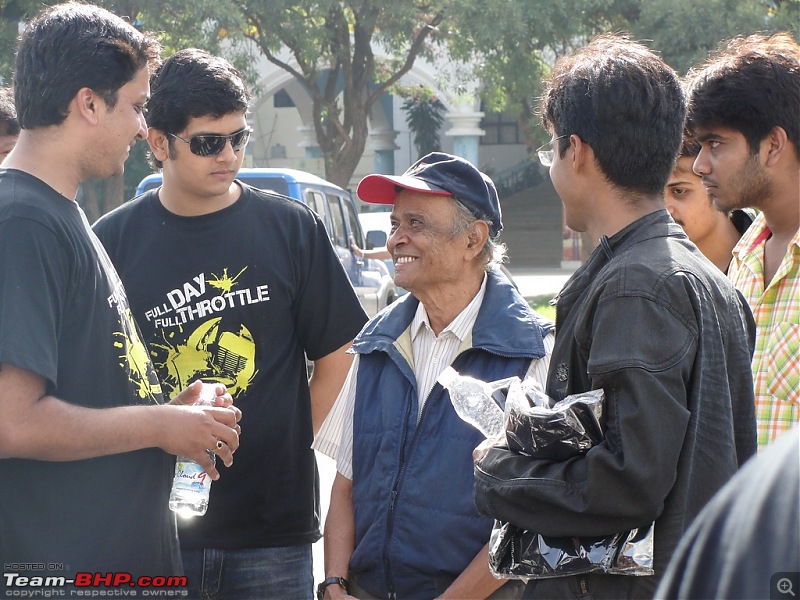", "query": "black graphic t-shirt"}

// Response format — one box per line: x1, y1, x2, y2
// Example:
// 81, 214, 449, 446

0, 169, 180, 578
93, 183, 367, 549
